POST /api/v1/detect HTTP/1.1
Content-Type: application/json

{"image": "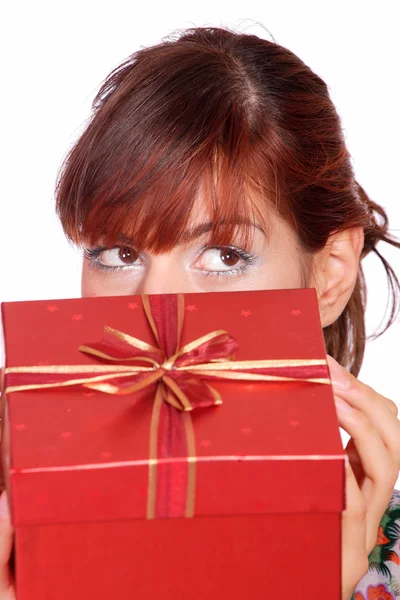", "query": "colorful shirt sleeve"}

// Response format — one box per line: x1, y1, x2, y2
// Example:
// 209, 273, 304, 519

351, 488, 400, 600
